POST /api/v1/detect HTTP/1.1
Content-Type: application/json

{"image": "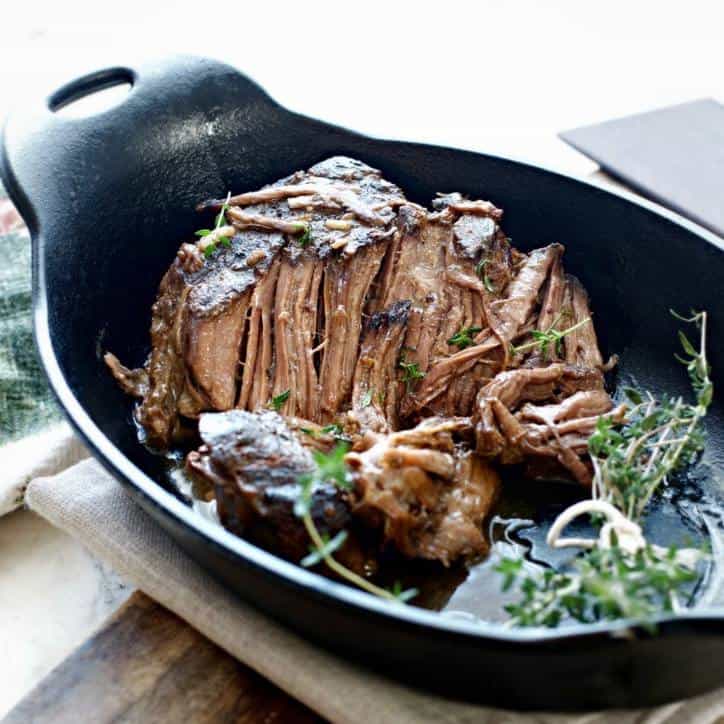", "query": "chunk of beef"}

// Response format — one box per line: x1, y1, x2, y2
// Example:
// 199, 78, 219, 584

485, 243, 564, 346
474, 364, 618, 484
103, 353, 148, 398
372, 205, 451, 378
345, 418, 500, 566
107, 157, 404, 443
319, 243, 389, 421
237, 258, 281, 410
270, 253, 324, 420
349, 300, 411, 432
412, 244, 562, 413
186, 410, 350, 562
489, 399, 626, 483
563, 274, 604, 368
